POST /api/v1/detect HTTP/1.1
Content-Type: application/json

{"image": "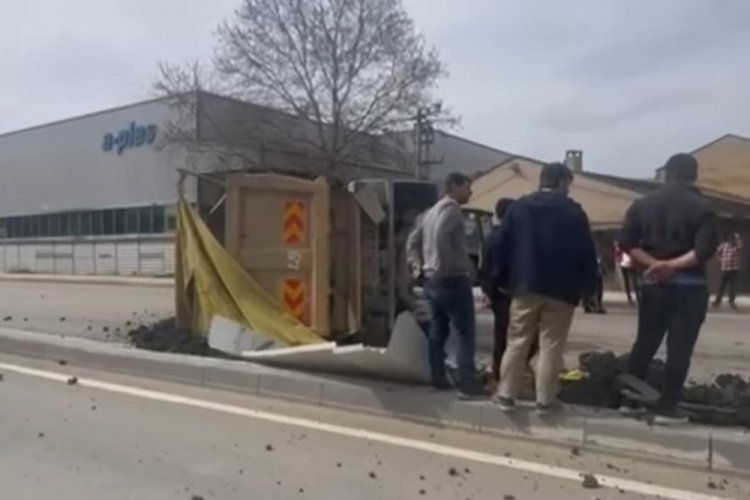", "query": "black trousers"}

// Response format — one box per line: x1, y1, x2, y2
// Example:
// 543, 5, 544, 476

627, 285, 708, 411
621, 267, 638, 305
491, 294, 539, 381
714, 270, 739, 306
